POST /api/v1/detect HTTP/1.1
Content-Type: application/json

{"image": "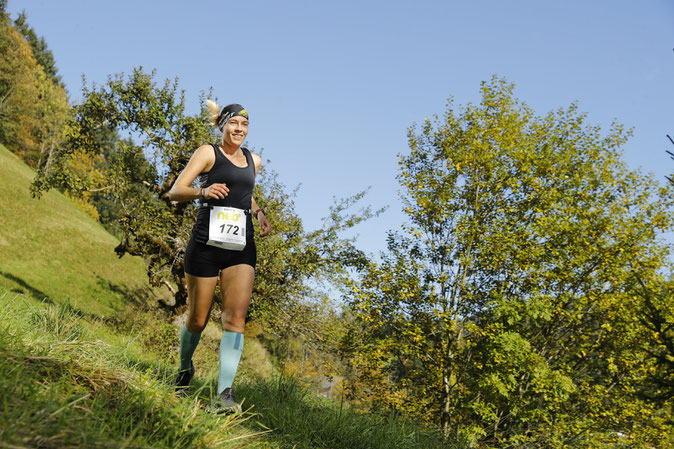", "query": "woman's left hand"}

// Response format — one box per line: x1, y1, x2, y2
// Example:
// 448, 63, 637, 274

258, 213, 271, 237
